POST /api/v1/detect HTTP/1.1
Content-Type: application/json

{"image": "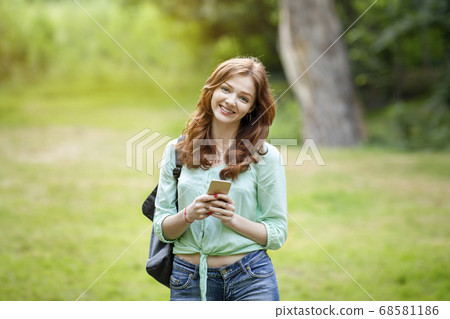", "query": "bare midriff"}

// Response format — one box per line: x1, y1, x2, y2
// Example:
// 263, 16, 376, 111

176, 253, 248, 268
